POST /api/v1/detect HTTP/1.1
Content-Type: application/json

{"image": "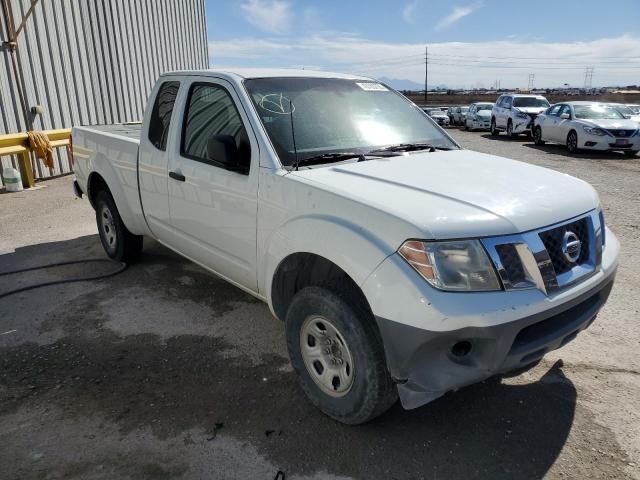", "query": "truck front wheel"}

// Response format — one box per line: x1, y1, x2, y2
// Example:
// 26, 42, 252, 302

95, 190, 143, 262
285, 285, 397, 424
